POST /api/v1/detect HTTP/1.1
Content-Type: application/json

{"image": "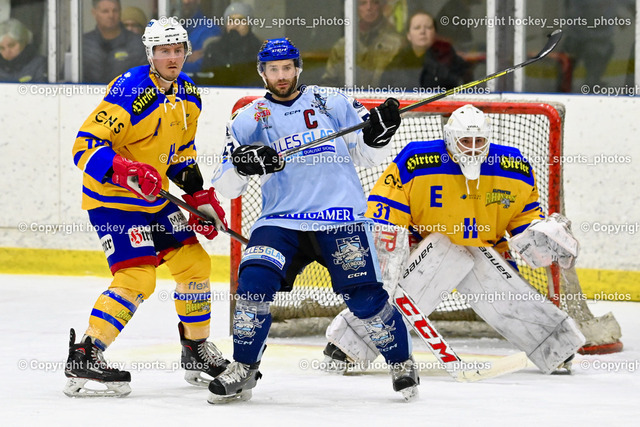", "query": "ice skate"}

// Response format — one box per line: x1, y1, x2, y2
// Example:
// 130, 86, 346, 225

321, 342, 352, 374
179, 322, 229, 386
207, 361, 262, 404
63, 328, 131, 398
390, 357, 420, 402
